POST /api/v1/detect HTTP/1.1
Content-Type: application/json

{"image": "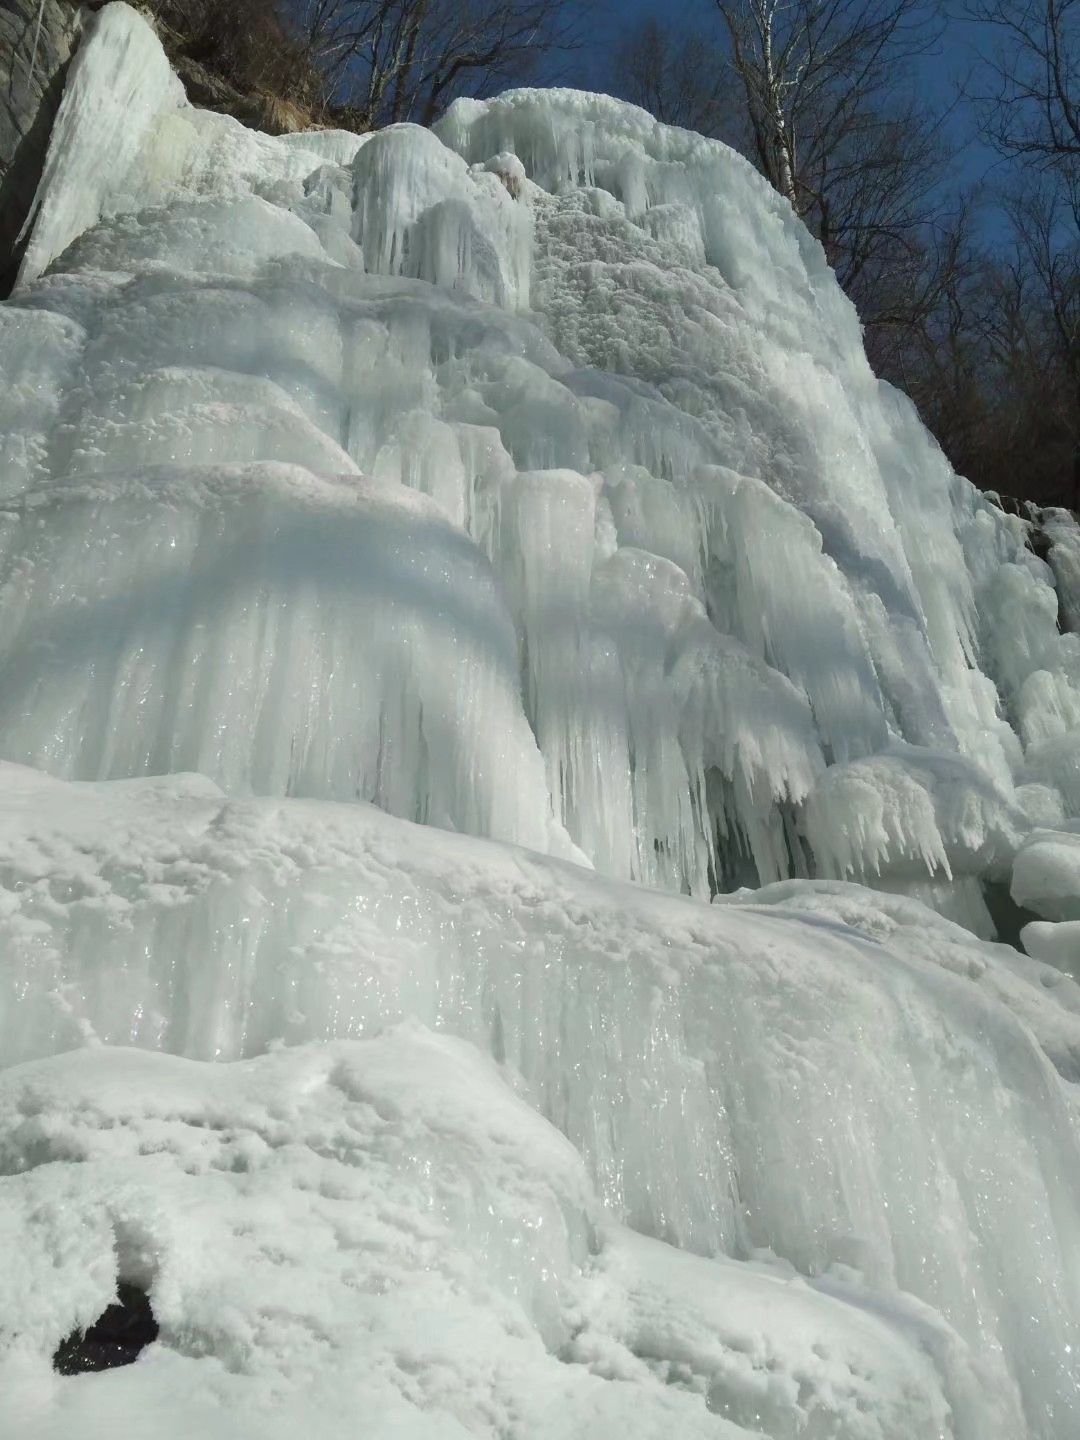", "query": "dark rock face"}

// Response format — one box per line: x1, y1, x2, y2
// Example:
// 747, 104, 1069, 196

52, 1283, 160, 1374
0, 0, 81, 295
170, 50, 312, 135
